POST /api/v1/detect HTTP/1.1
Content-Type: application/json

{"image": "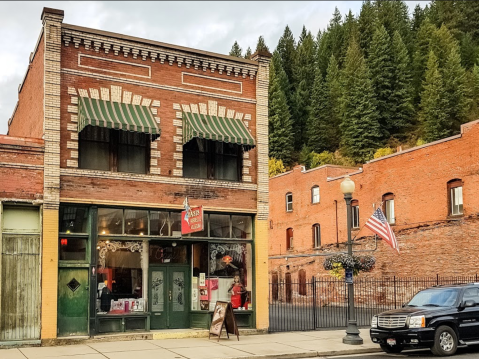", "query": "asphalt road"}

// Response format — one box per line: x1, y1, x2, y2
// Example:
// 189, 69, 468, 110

318, 345, 479, 358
